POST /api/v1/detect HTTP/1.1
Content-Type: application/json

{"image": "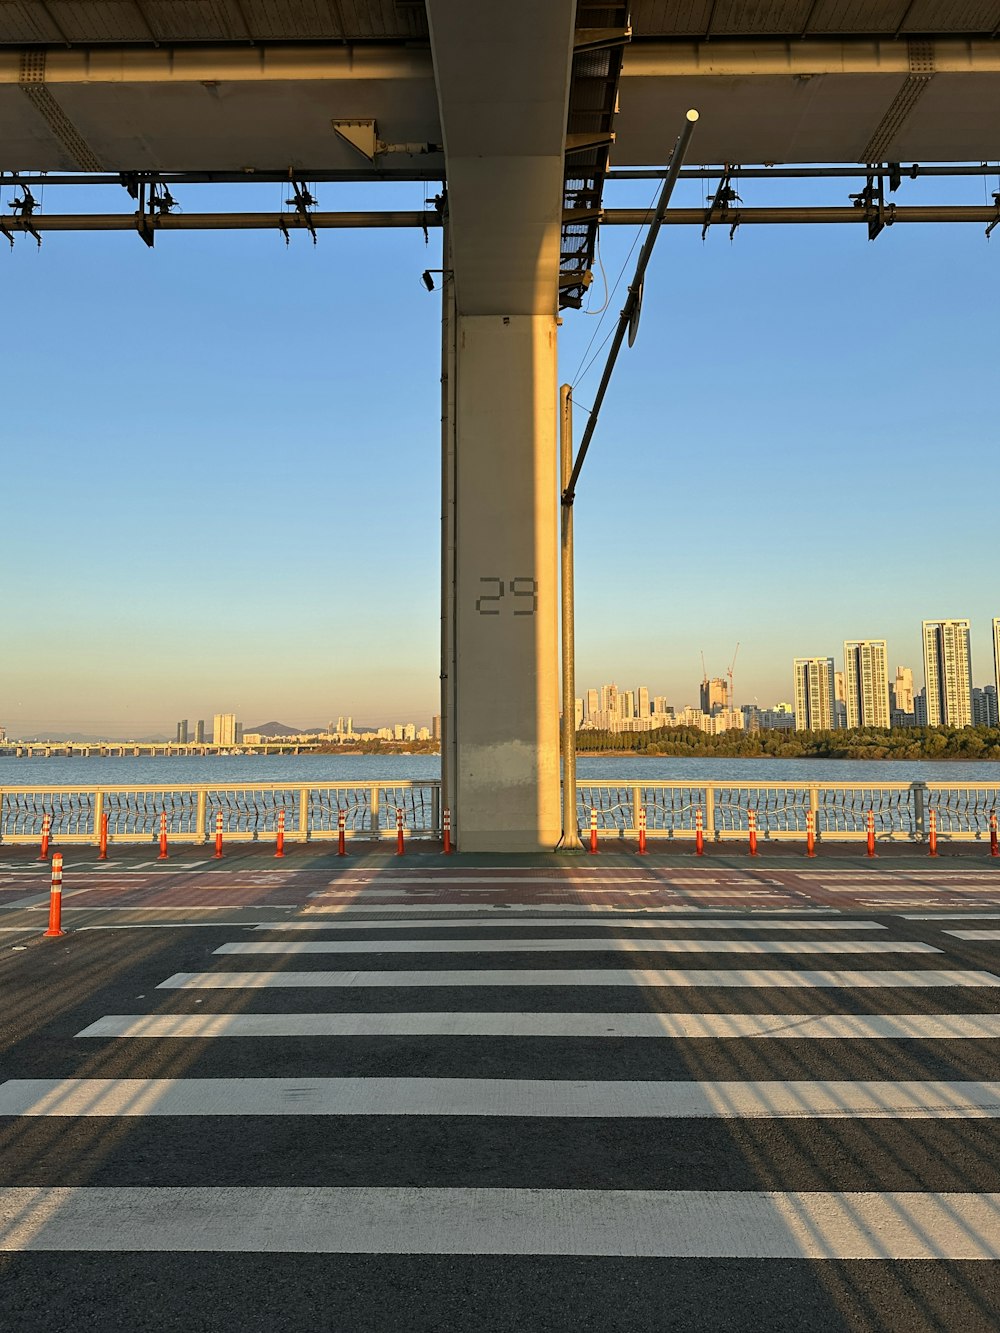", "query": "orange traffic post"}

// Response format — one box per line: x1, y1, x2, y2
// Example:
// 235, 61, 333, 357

443, 808, 452, 855
695, 807, 704, 857
275, 808, 285, 859
98, 812, 109, 862
748, 808, 758, 858
805, 809, 816, 858
396, 808, 405, 856
866, 809, 876, 859
38, 812, 51, 862
928, 808, 938, 858
589, 808, 598, 855
158, 810, 169, 860
214, 810, 224, 860
337, 809, 347, 857
637, 806, 647, 856
990, 811, 998, 859
43, 852, 65, 937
